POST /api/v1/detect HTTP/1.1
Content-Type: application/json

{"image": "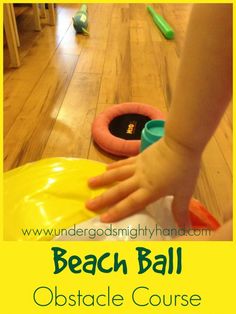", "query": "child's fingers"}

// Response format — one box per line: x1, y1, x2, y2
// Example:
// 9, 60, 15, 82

88, 165, 135, 188
172, 193, 191, 228
107, 156, 137, 170
86, 178, 138, 211
100, 188, 152, 222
